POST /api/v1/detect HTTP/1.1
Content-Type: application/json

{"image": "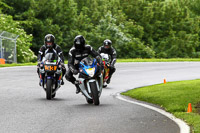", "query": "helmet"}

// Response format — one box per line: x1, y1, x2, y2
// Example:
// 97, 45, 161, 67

74, 35, 85, 50
44, 34, 55, 48
103, 39, 112, 49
